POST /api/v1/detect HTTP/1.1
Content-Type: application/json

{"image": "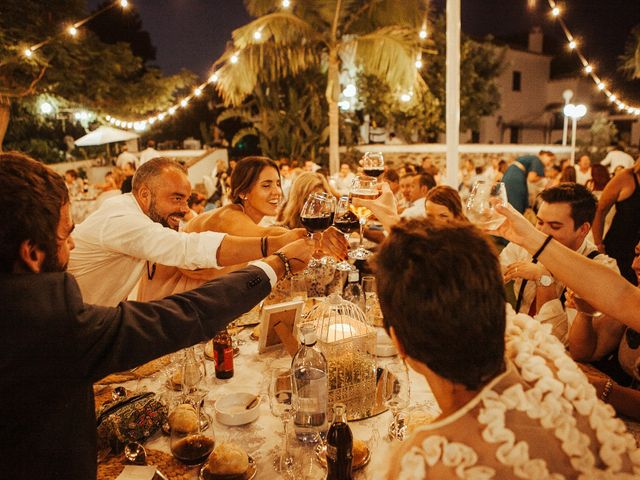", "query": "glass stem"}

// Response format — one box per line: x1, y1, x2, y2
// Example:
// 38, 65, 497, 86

358, 219, 365, 248
281, 415, 292, 470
